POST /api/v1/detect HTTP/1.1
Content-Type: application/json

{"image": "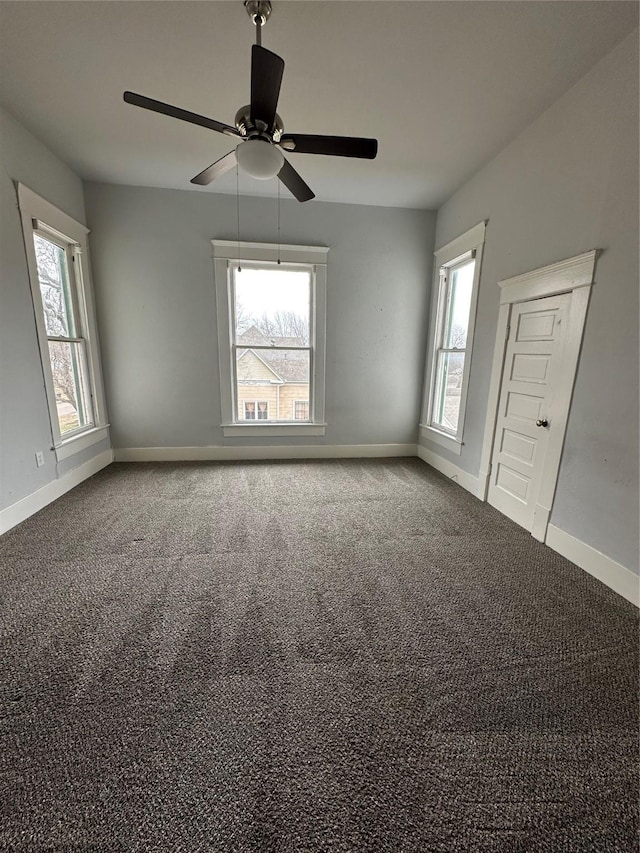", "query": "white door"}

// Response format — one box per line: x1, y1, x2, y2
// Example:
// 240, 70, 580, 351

487, 293, 571, 532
